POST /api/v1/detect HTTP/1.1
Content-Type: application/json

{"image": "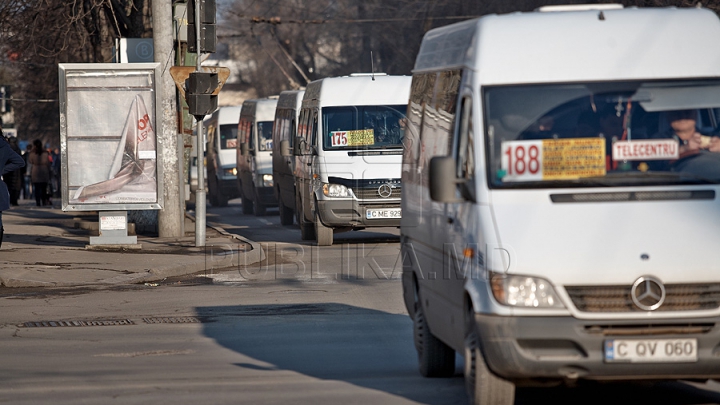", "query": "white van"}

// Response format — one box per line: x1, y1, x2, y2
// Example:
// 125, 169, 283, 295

272, 89, 305, 225
292, 74, 411, 246
204, 106, 240, 207
401, 5, 720, 404
236, 97, 278, 215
